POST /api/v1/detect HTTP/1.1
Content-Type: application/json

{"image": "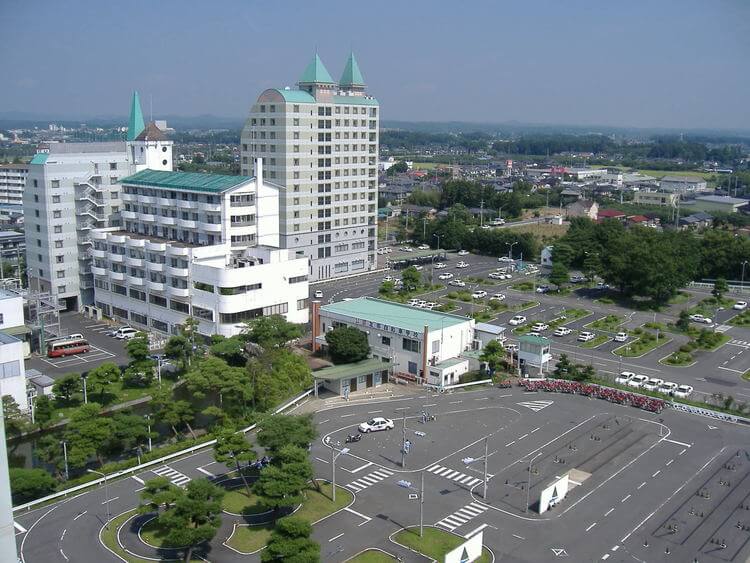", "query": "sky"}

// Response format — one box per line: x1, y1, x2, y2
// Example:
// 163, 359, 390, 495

1, 0, 749, 130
